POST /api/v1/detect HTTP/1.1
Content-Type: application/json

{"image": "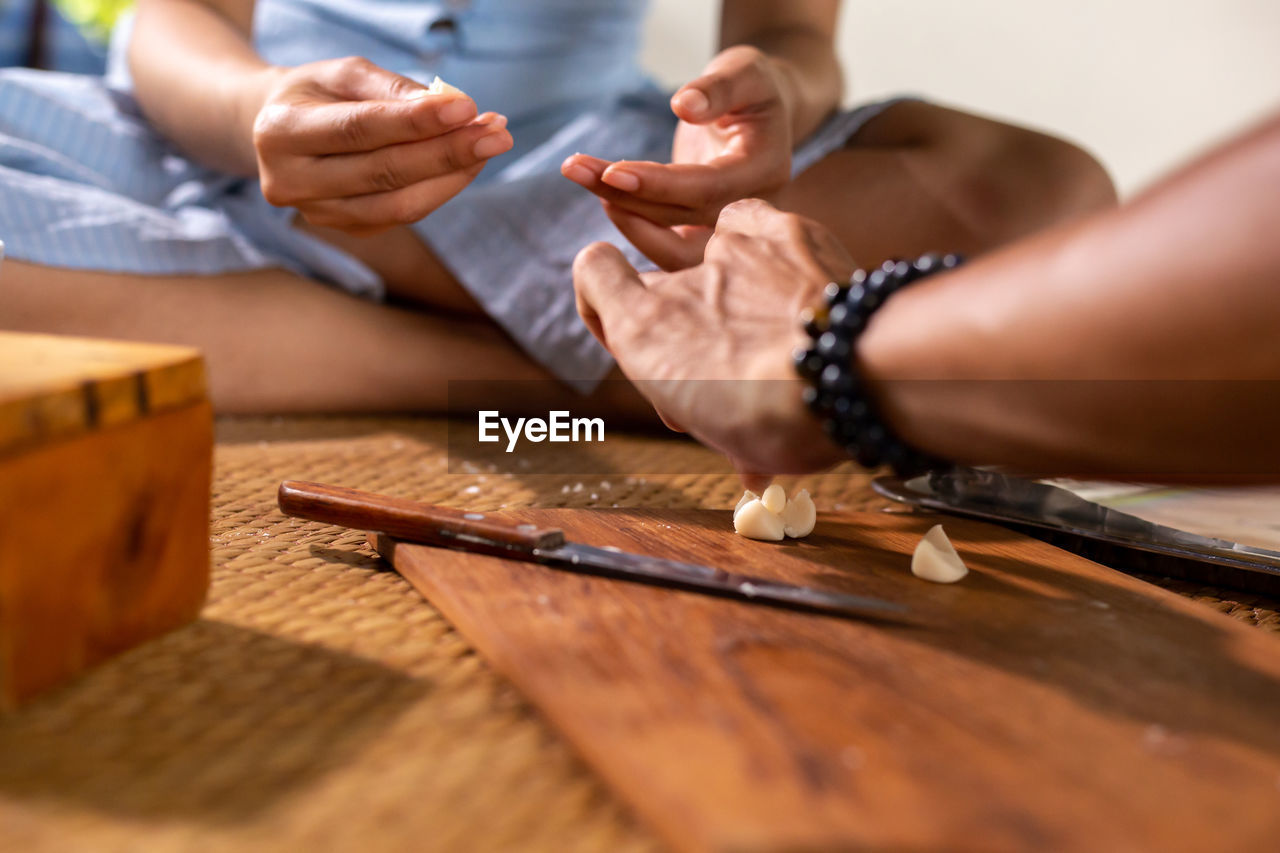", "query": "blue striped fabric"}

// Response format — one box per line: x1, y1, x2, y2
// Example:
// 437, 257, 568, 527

0, 0, 901, 390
